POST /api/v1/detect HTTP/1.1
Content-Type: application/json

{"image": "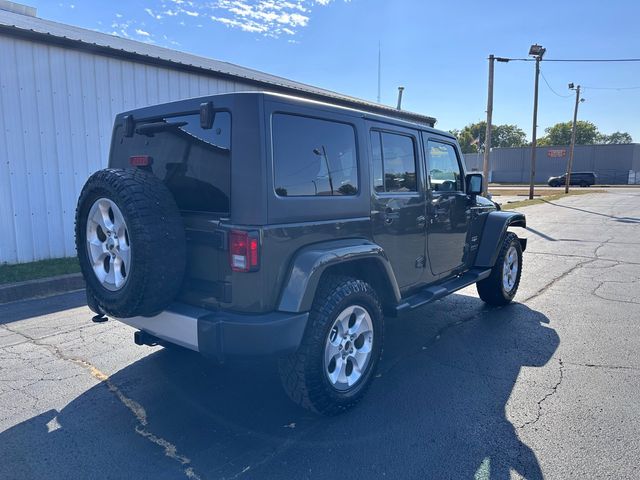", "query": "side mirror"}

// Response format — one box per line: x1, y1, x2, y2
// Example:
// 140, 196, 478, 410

466, 173, 483, 195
